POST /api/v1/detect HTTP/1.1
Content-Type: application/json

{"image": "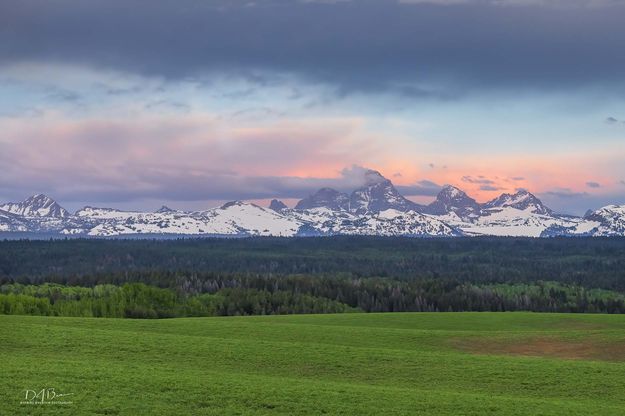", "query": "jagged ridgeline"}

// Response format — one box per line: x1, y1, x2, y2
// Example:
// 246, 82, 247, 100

1, 170, 624, 237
